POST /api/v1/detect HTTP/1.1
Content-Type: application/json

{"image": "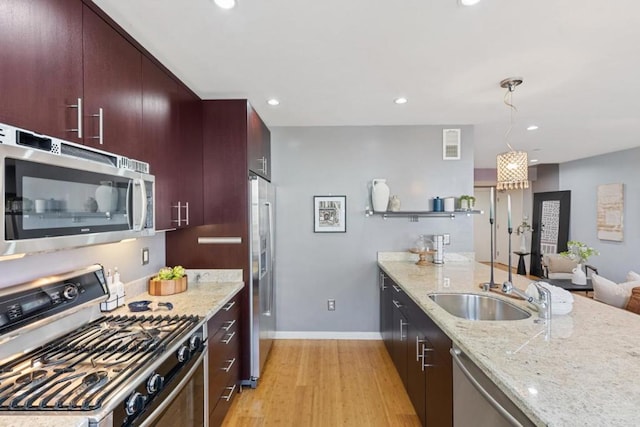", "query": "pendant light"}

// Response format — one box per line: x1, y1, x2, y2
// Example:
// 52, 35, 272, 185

496, 77, 529, 190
